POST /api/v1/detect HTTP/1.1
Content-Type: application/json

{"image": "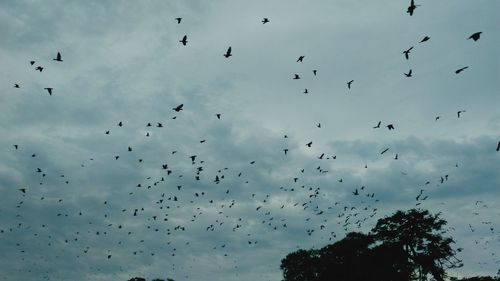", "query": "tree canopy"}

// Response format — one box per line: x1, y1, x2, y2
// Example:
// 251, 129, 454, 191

280, 209, 470, 281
